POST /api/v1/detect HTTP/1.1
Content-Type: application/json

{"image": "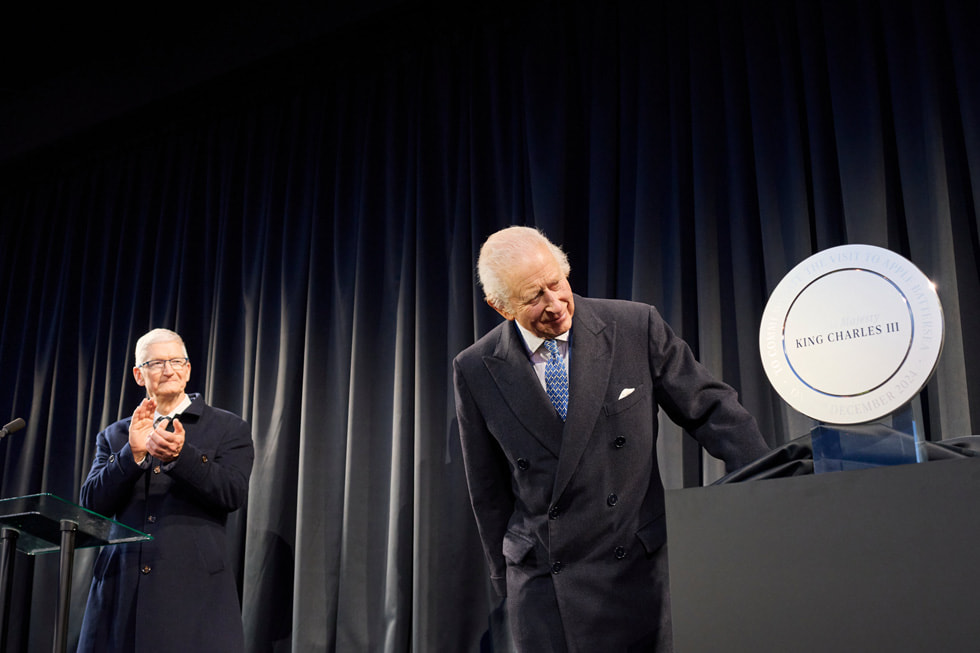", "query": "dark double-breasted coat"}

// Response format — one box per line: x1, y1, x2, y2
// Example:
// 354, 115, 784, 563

77, 393, 254, 653
453, 296, 770, 652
